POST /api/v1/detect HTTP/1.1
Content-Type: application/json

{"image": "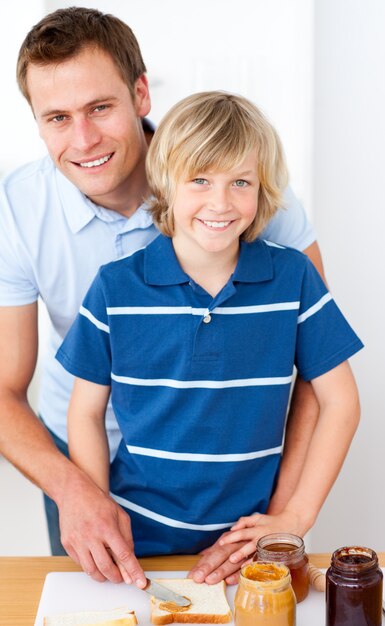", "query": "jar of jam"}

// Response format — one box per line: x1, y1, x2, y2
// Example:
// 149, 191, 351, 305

254, 533, 309, 602
326, 546, 383, 626
234, 562, 296, 626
